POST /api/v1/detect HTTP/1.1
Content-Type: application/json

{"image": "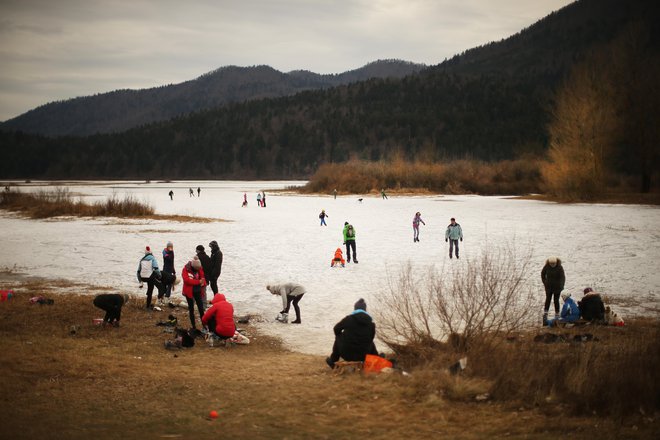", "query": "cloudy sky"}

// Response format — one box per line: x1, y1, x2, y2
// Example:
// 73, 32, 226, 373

0, 0, 573, 121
